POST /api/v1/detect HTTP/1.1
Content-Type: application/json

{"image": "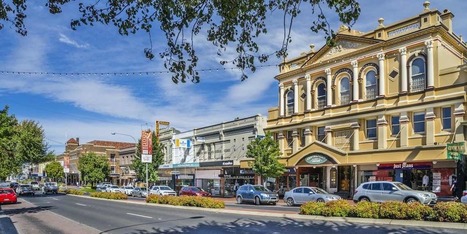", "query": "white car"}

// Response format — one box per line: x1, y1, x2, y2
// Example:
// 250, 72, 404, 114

122, 186, 134, 195
461, 190, 467, 204
106, 185, 122, 193
150, 185, 177, 196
